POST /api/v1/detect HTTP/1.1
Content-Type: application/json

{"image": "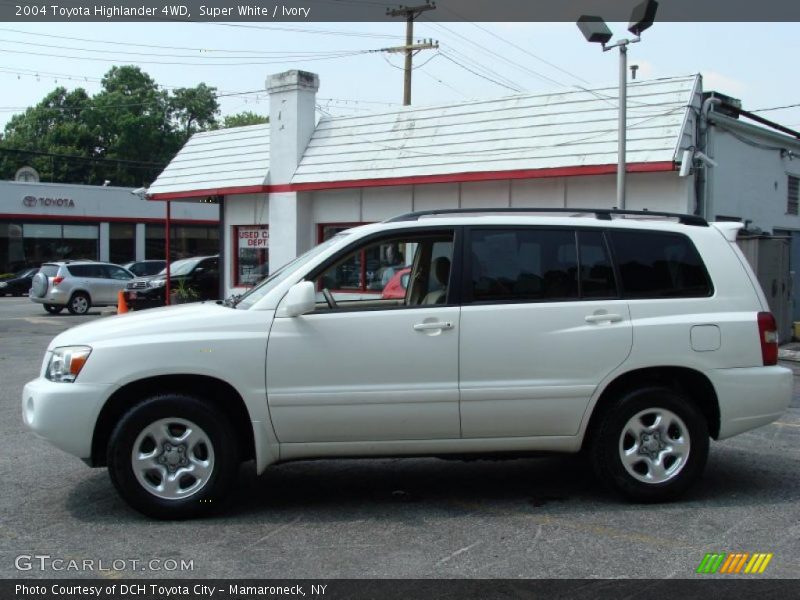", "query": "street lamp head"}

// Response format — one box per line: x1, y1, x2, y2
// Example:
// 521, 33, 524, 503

576, 15, 613, 45
628, 0, 658, 36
